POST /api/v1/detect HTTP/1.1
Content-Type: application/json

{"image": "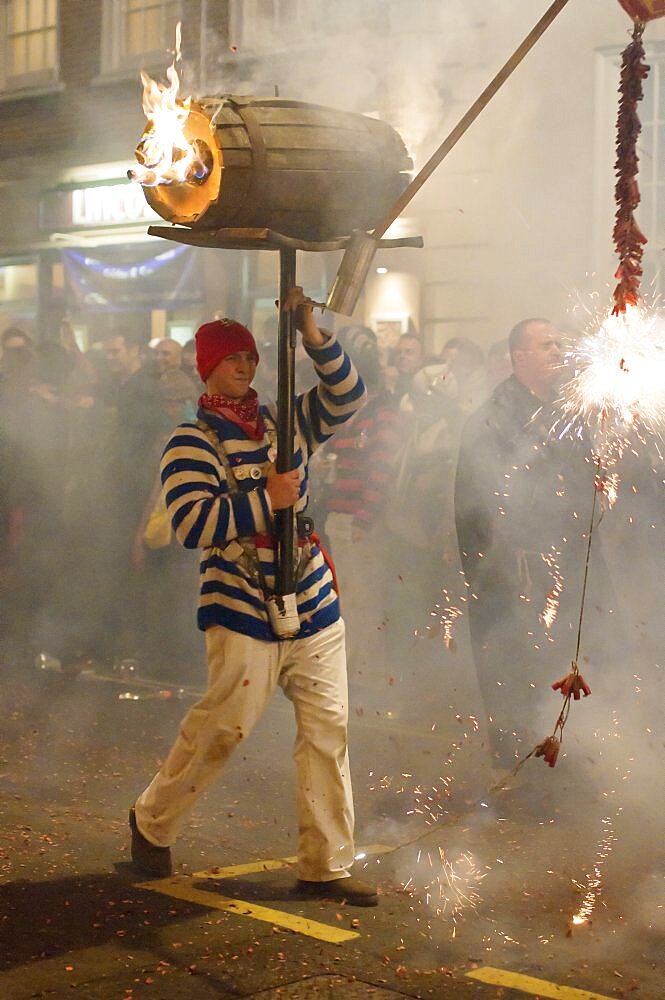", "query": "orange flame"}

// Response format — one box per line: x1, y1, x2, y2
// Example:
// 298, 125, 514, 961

130, 22, 203, 187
